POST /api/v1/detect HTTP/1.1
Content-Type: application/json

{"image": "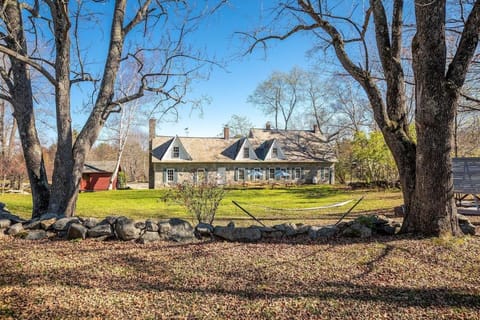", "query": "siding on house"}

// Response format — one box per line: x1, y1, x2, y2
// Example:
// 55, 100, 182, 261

149, 123, 336, 188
